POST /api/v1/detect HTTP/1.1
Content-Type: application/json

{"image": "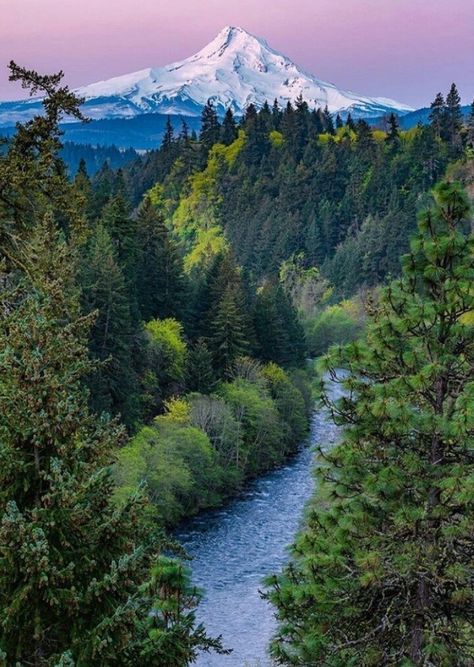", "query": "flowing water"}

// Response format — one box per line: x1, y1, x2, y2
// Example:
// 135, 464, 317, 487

176, 380, 343, 667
